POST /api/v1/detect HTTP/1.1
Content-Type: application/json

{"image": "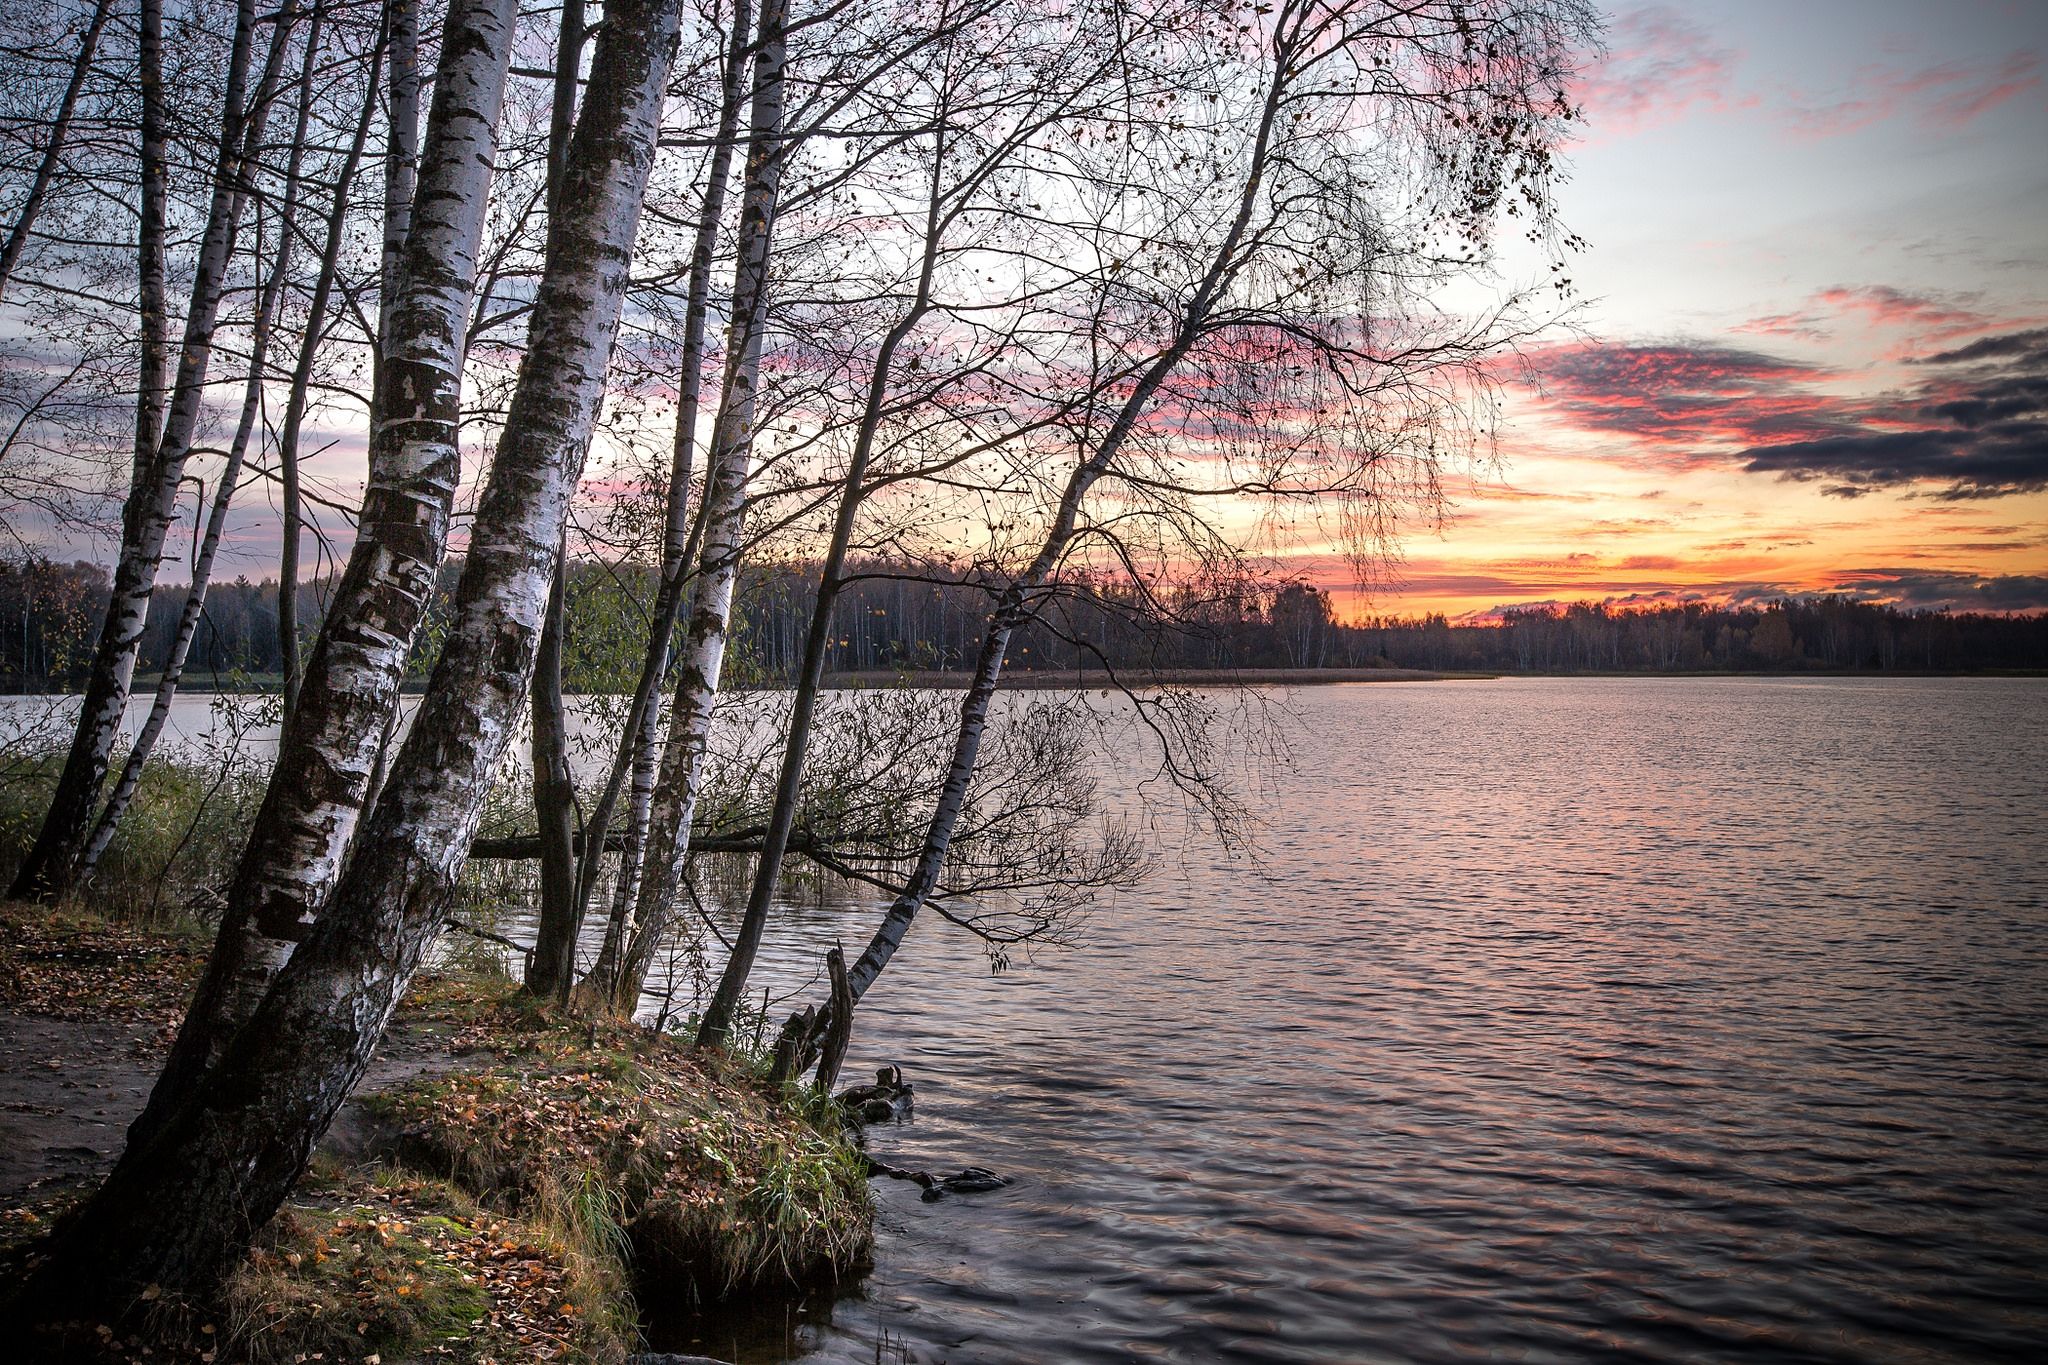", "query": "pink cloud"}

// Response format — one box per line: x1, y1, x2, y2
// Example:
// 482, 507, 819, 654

1738, 285, 2015, 352
1516, 339, 1849, 466
1571, 6, 1749, 137
1774, 51, 2042, 139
